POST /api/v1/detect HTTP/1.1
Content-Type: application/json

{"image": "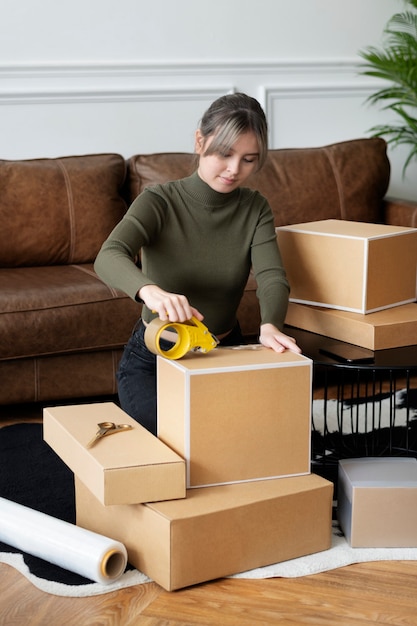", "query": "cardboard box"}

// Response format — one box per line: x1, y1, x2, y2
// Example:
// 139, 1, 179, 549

285, 302, 417, 350
44, 402, 186, 505
276, 219, 417, 314
75, 473, 333, 591
338, 457, 417, 547
157, 346, 313, 488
